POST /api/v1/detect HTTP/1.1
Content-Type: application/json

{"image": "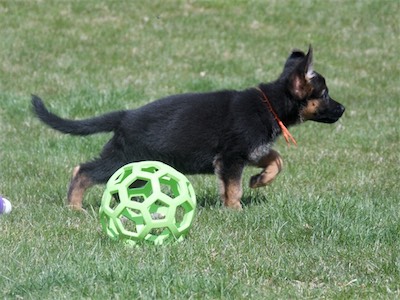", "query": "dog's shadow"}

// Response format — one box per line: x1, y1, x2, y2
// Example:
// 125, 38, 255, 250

194, 190, 269, 209
83, 184, 269, 212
